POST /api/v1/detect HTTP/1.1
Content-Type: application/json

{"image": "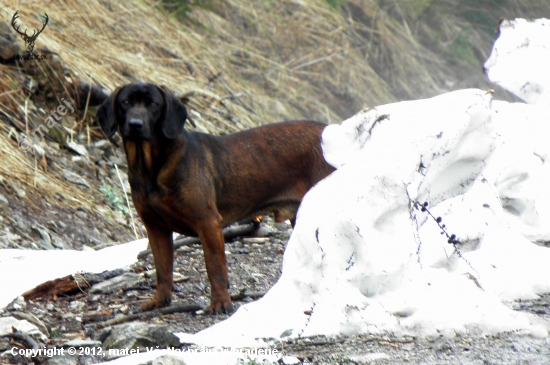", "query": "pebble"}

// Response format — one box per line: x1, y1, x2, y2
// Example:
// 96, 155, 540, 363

75, 211, 88, 220
243, 237, 270, 244
255, 226, 274, 237
70, 301, 86, 312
